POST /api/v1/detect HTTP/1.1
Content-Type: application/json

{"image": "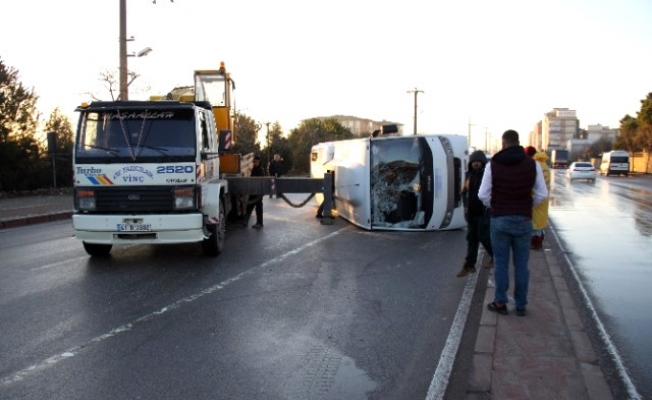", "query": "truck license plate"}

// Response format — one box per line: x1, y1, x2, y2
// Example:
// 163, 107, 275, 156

117, 223, 152, 232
